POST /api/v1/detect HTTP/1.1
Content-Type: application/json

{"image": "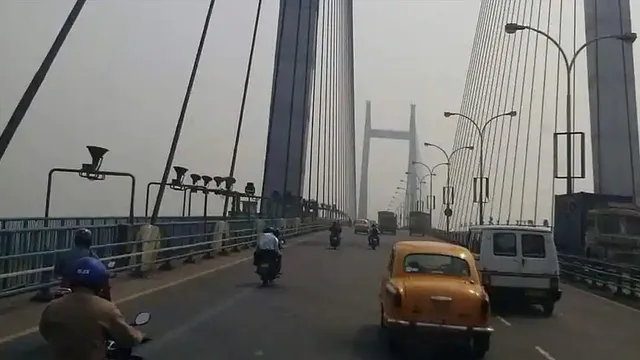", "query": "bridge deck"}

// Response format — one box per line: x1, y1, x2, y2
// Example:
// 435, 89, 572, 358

0, 232, 637, 360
